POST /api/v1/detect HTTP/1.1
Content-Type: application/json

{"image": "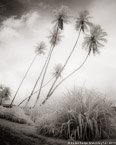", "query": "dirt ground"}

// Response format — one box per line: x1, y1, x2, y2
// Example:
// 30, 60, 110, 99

0, 118, 116, 145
